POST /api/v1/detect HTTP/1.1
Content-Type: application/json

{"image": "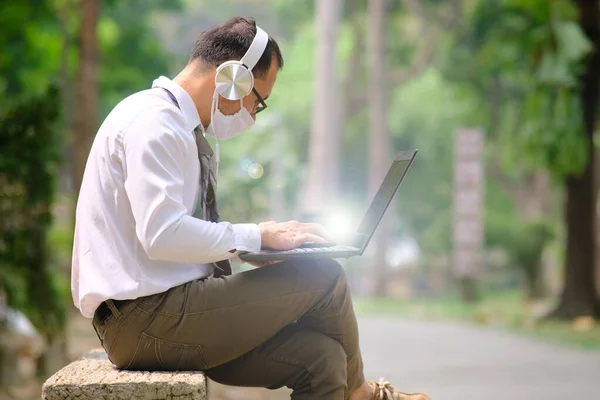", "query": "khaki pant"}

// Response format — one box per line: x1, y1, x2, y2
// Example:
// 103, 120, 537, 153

92, 259, 365, 400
